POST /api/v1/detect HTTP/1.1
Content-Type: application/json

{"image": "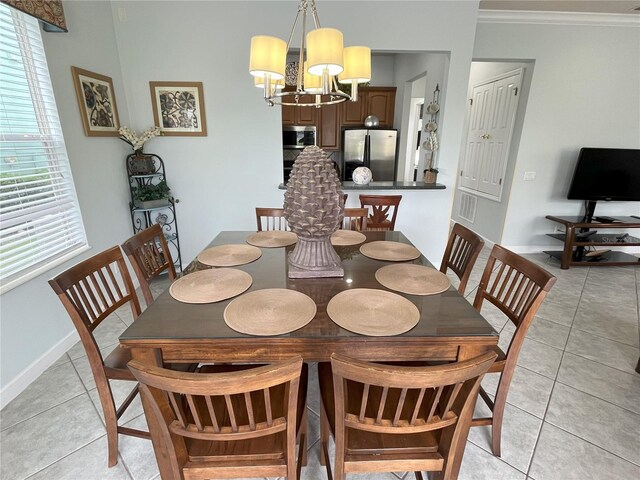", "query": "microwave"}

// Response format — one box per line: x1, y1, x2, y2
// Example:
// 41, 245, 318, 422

283, 126, 316, 149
